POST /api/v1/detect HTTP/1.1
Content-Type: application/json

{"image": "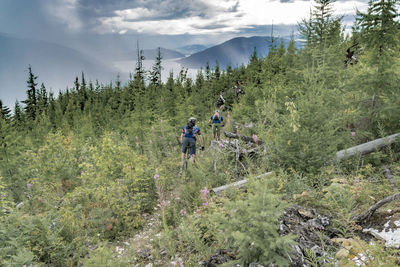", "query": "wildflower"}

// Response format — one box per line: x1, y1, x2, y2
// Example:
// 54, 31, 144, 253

153, 174, 159, 180
203, 202, 209, 207
180, 209, 187, 216
135, 136, 139, 141
227, 112, 230, 119
242, 148, 247, 153
200, 187, 209, 198
178, 258, 184, 267
252, 134, 258, 144
26, 183, 32, 190
351, 131, 356, 137
219, 143, 223, 149
171, 261, 177, 266
169, 141, 172, 145
149, 140, 153, 144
